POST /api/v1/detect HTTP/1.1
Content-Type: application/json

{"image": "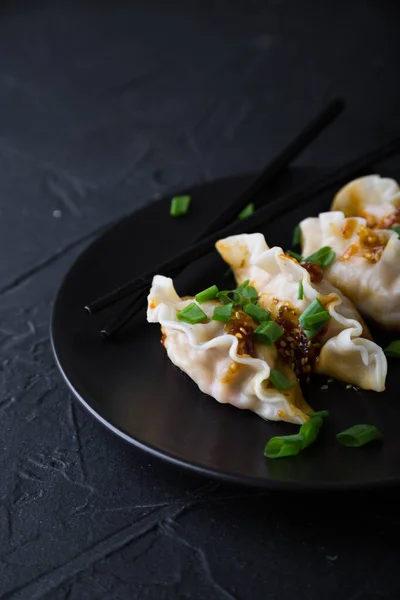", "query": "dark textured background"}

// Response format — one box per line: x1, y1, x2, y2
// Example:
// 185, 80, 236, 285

1, 1, 400, 598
